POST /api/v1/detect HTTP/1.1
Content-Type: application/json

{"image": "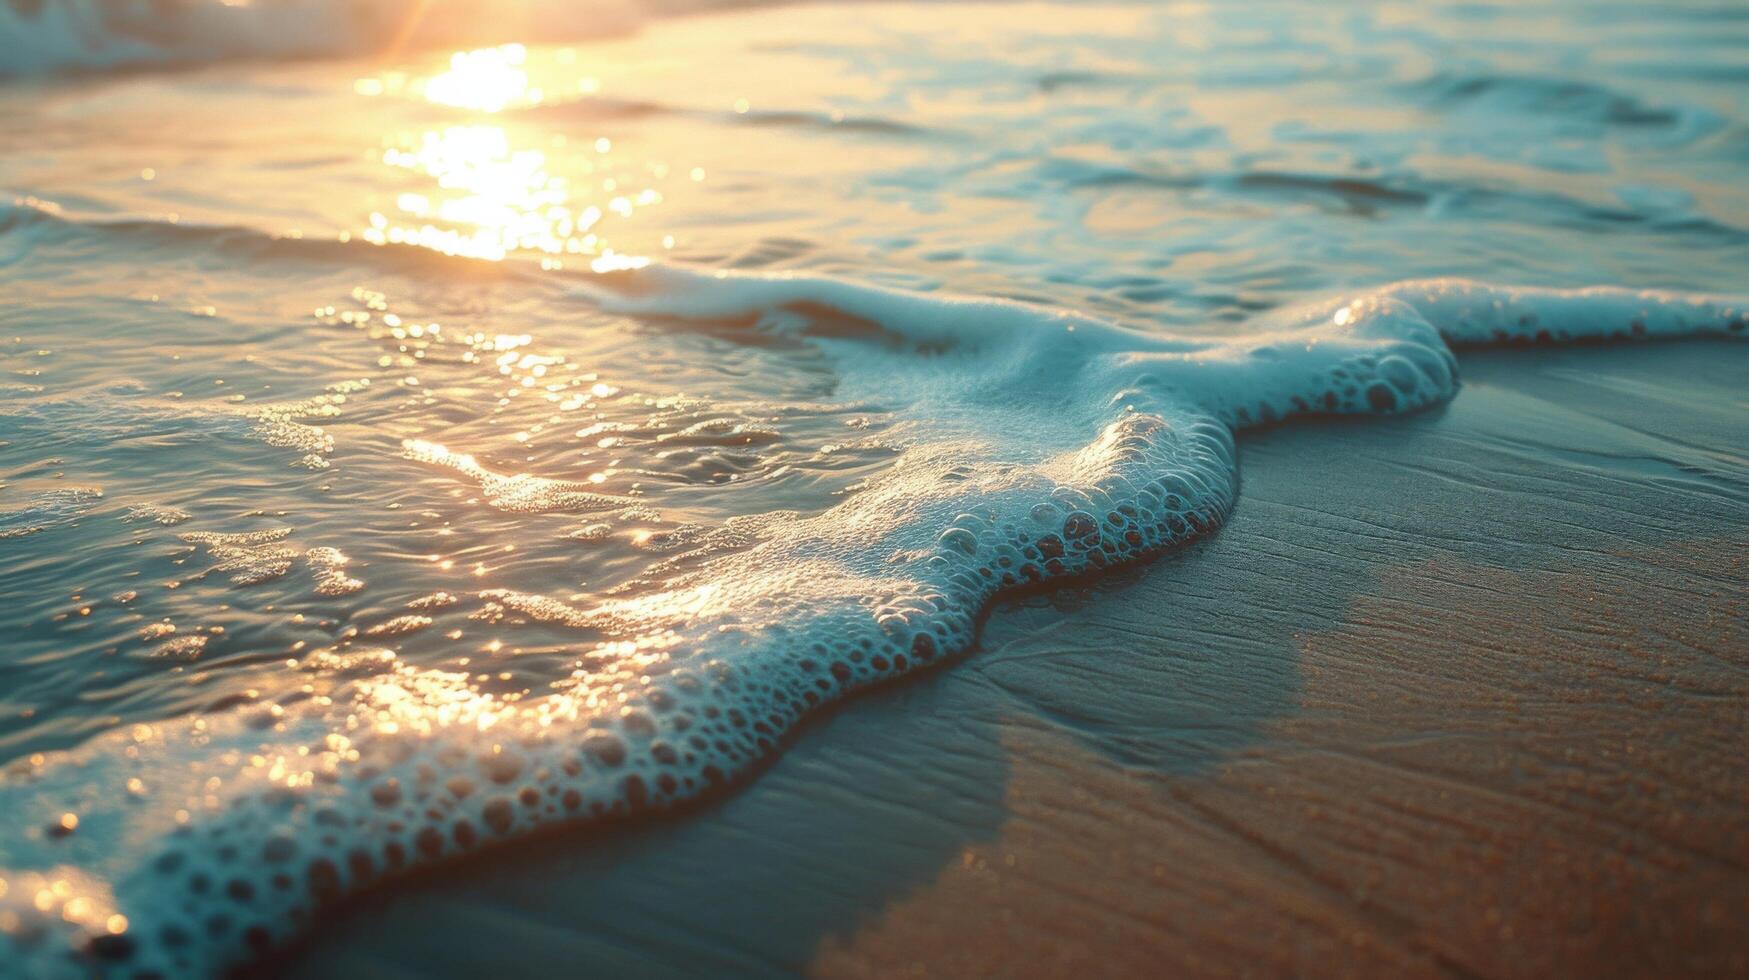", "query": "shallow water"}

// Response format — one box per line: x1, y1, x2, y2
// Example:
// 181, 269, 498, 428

0, 0, 1746, 974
